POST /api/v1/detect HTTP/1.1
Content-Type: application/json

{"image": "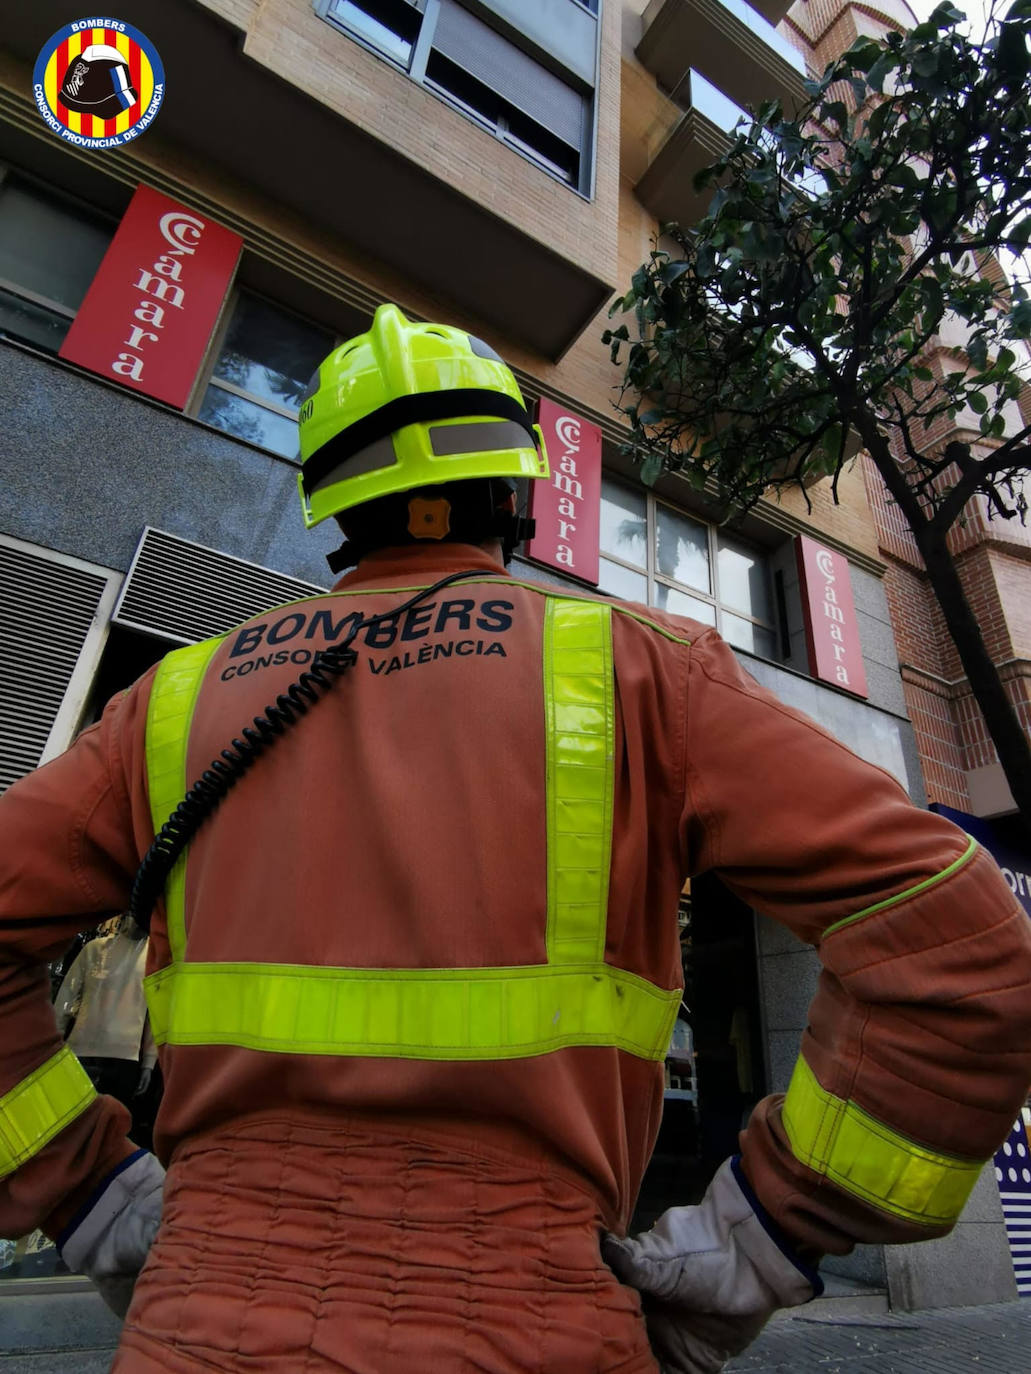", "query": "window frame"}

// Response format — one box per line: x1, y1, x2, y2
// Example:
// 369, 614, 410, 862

314, 0, 596, 198
598, 478, 778, 658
